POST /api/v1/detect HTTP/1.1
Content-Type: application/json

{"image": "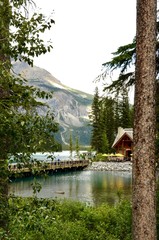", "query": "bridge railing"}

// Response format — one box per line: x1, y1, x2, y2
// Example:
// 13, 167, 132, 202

8, 160, 90, 173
